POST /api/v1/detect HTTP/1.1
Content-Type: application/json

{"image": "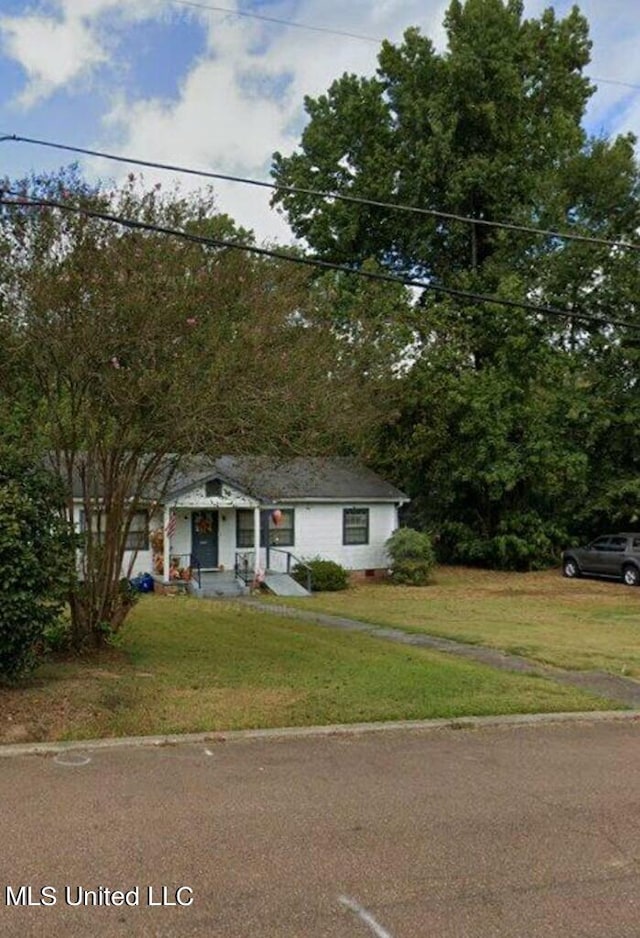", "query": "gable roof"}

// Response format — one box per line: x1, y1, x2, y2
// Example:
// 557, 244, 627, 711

167, 456, 408, 503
